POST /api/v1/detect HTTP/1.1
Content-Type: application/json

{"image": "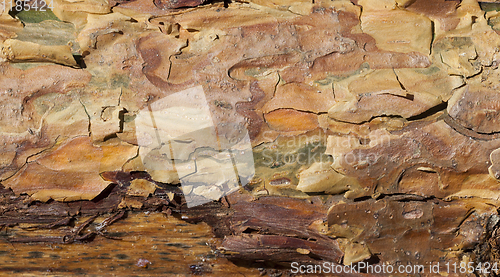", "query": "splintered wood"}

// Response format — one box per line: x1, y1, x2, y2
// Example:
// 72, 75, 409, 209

2, 0, 500, 275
